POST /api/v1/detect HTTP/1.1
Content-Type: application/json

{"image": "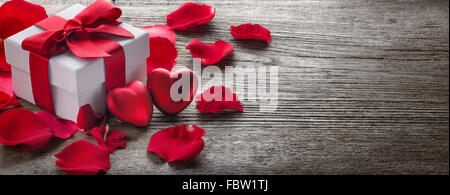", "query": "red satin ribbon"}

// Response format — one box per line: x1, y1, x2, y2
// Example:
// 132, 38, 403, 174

21, 0, 133, 114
